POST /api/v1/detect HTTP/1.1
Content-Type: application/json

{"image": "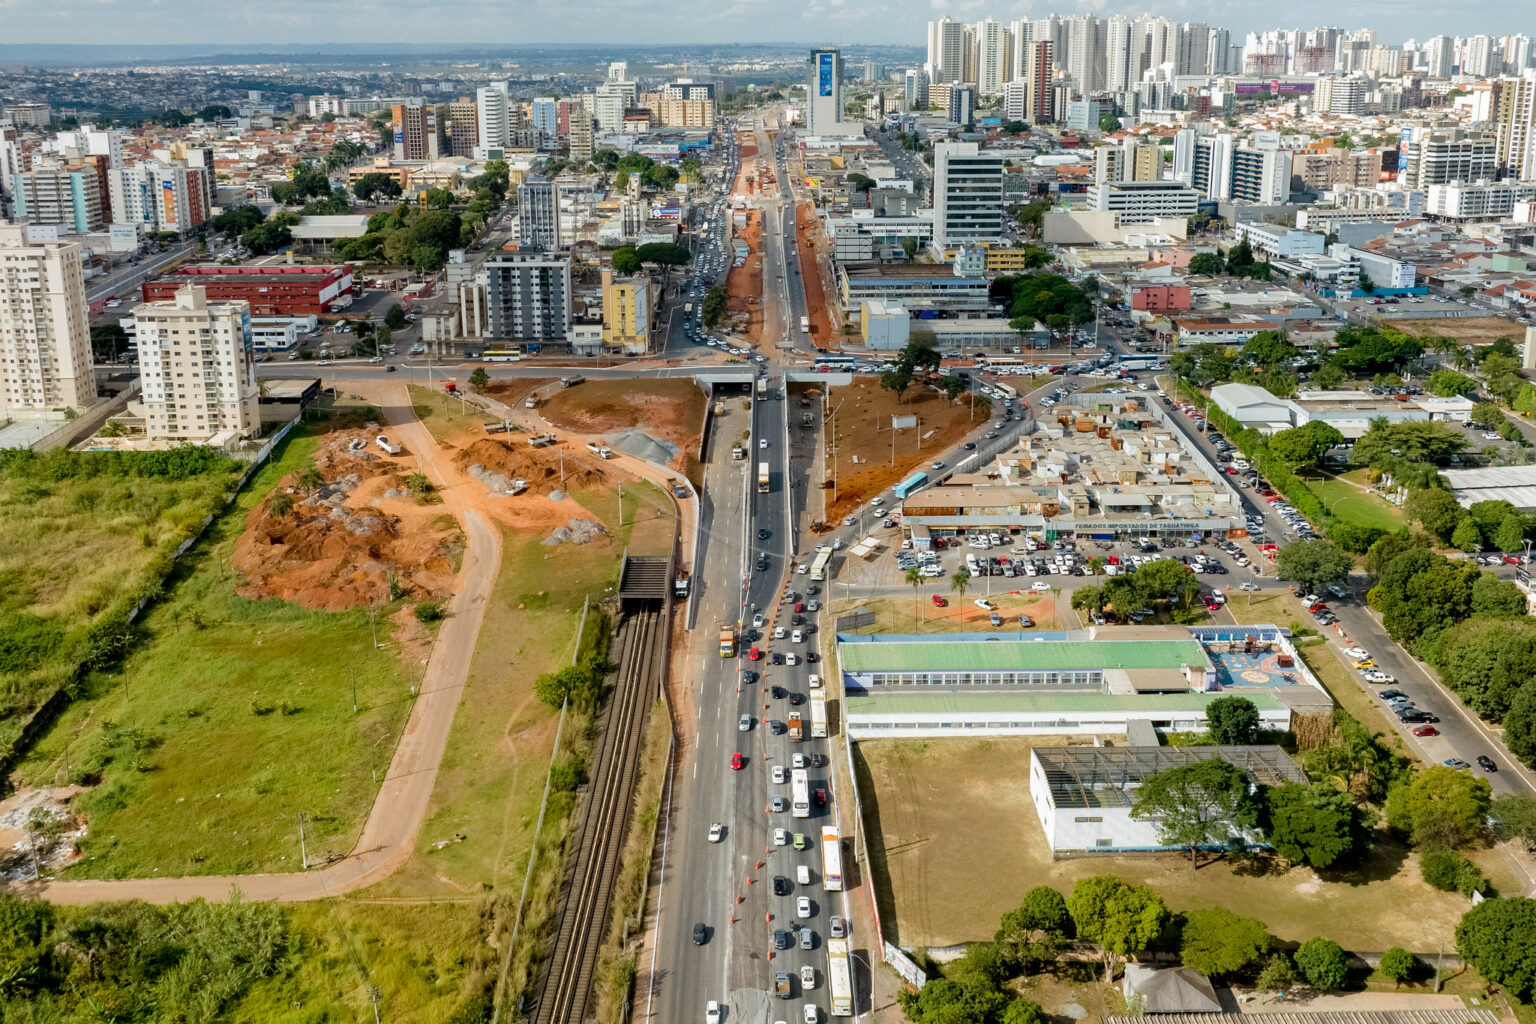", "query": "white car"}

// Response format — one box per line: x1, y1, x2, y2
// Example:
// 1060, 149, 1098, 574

804, 1004, 819, 1023
792, 752, 807, 768
1345, 646, 1370, 659
753, 614, 765, 629
774, 827, 789, 846
796, 896, 812, 918
974, 598, 997, 611
761, 438, 770, 448
774, 626, 787, 639
707, 1002, 722, 1024
792, 629, 804, 643
708, 822, 724, 843
785, 653, 800, 666
1240, 582, 1260, 592
772, 764, 787, 784
1031, 581, 1051, 593
801, 965, 816, 989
